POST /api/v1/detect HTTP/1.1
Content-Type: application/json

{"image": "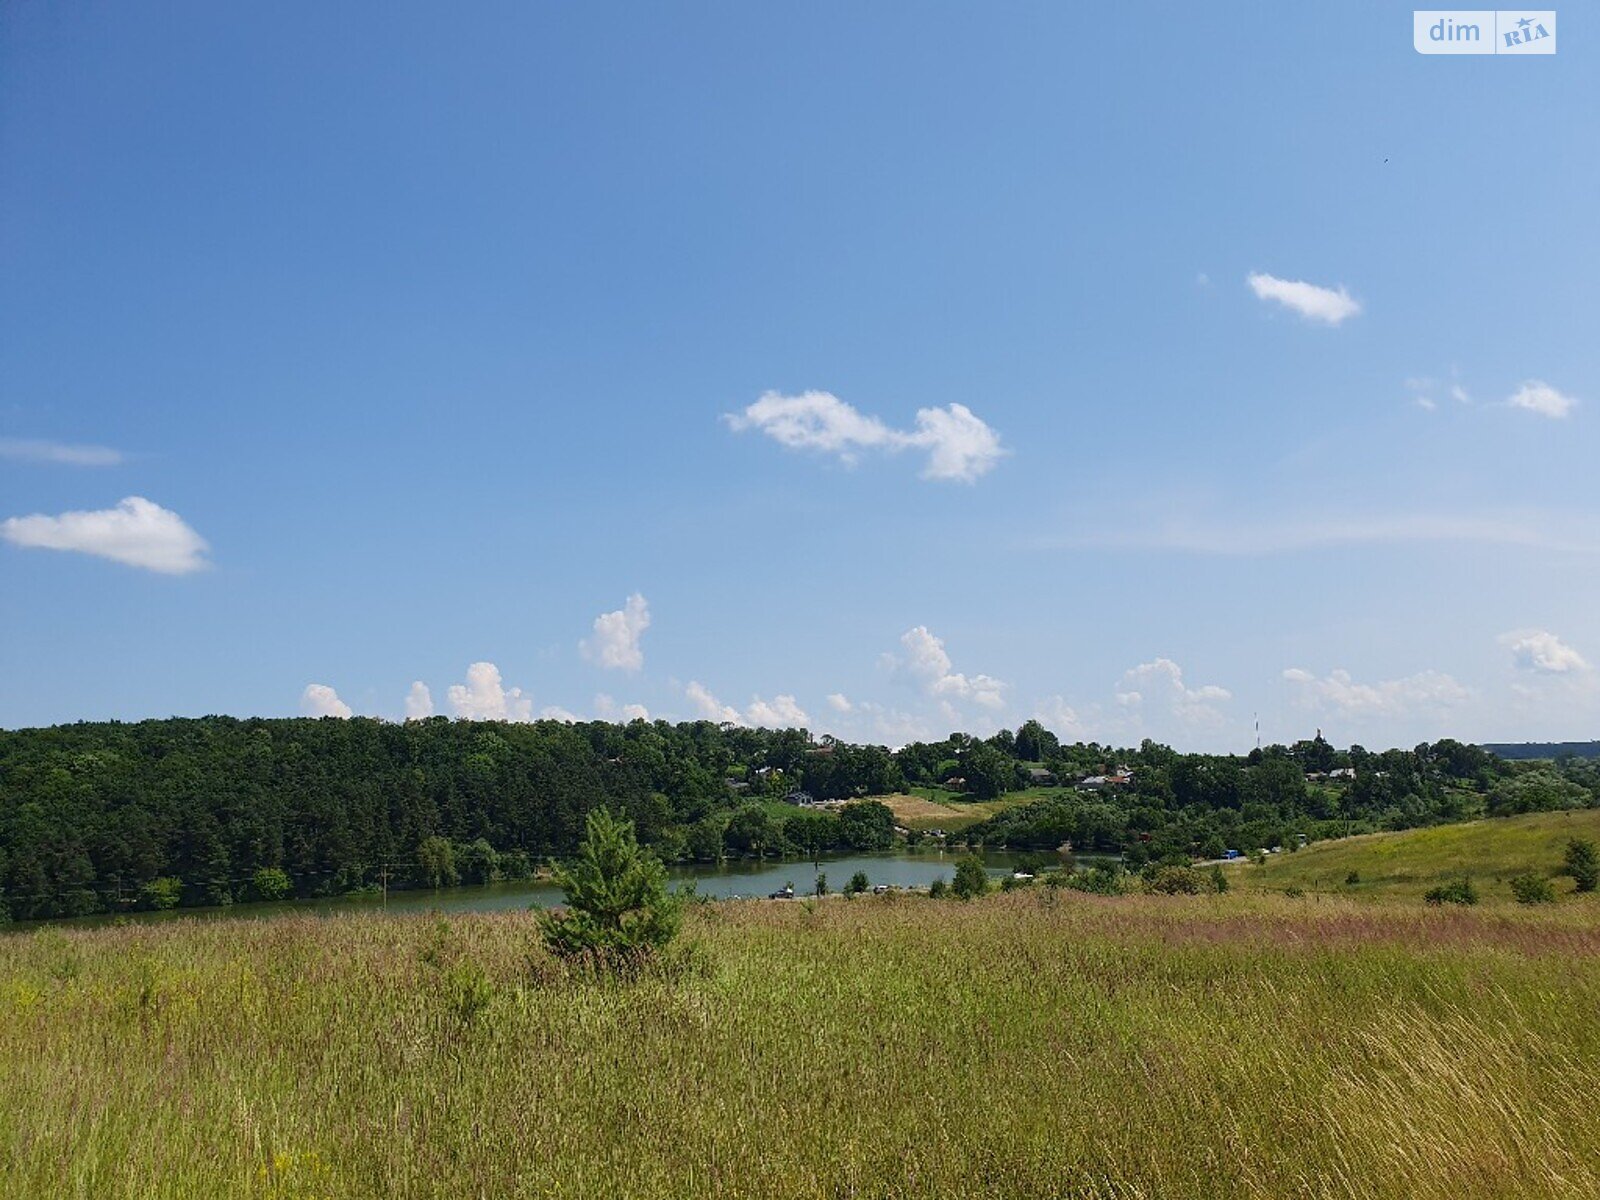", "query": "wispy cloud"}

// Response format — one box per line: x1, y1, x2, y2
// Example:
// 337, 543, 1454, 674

1, 496, 210, 574
1282, 666, 1472, 719
0, 437, 124, 466
1247, 272, 1361, 325
725, 391, 1006, 483
1047, 511, 1600, 557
